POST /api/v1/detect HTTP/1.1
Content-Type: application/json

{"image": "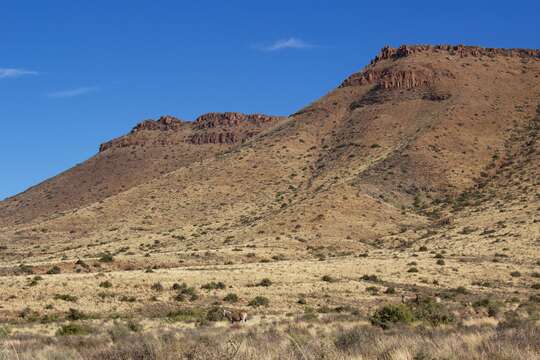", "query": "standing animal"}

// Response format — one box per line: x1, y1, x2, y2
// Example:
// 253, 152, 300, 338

223, 309, 248, 324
